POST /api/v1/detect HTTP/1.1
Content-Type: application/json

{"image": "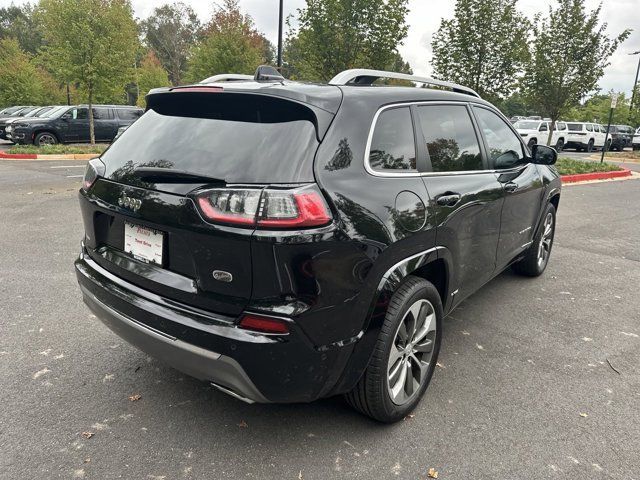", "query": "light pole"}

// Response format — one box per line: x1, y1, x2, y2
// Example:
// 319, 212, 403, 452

277, 0, 284, 70
630, 50, 640, 118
